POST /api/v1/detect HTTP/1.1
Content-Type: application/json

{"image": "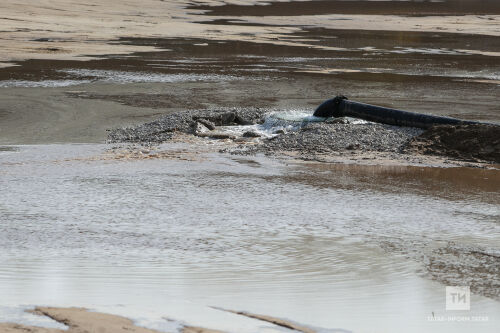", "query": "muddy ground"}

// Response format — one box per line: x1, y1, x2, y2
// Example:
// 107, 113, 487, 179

0, 29, 499, 144
107, 107, 500, 166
